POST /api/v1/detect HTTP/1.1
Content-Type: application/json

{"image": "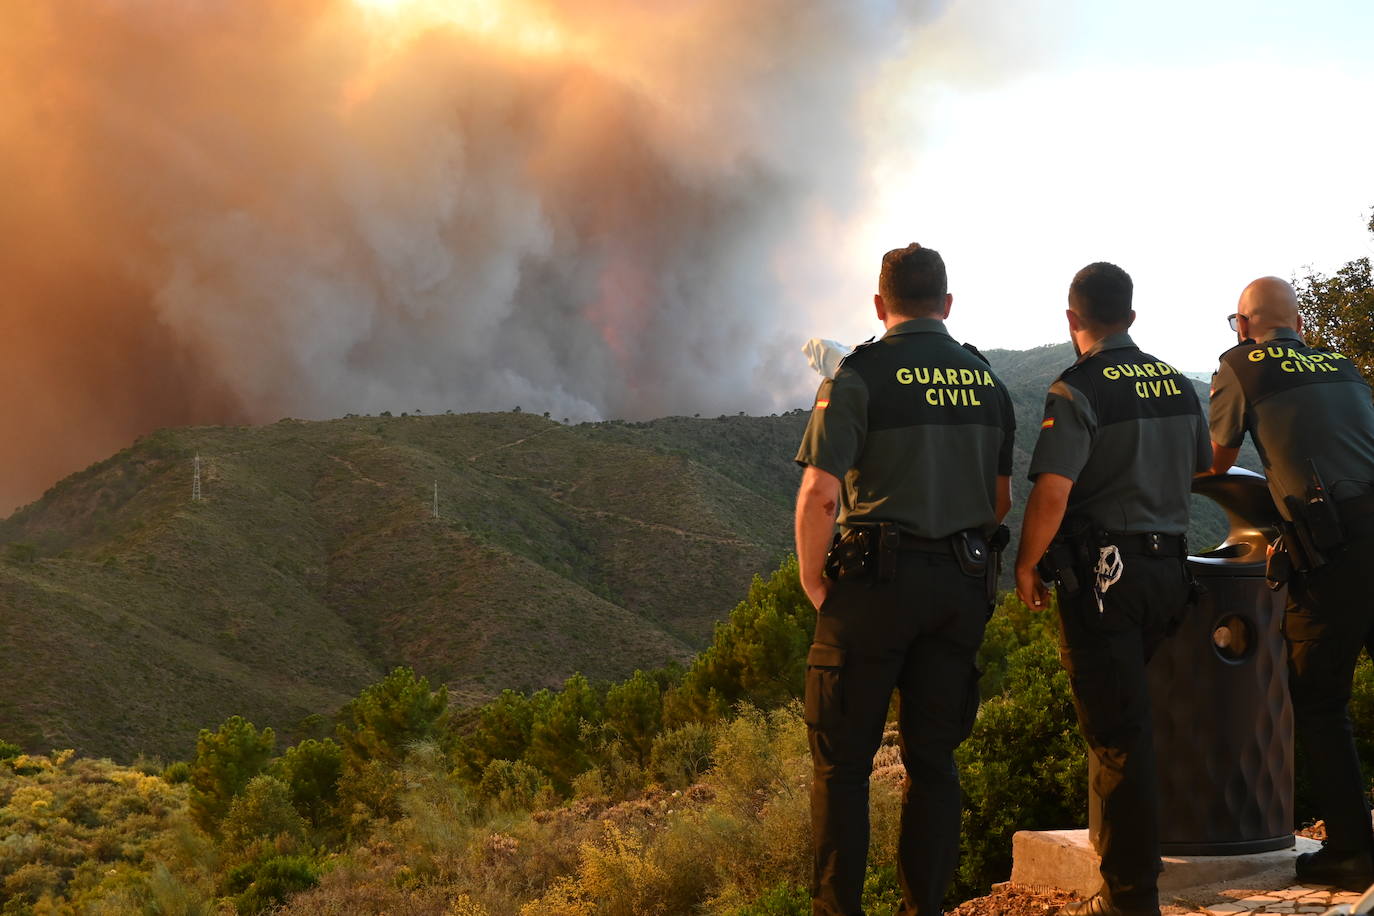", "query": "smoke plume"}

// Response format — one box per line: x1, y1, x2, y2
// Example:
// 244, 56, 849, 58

0, 0, 931, 512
